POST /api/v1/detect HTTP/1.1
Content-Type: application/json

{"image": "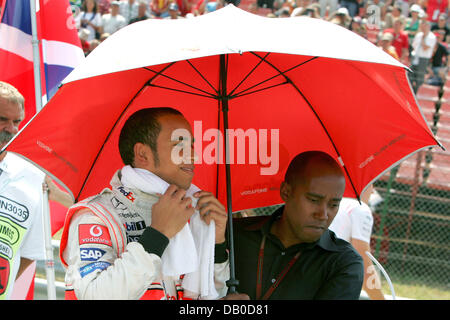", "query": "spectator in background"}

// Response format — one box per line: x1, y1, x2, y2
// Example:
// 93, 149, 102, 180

120, 0, 140, 23
410, 20, 437, 93
289, 0, 314, 17
150, 0, 170, 18
276, 6, 291, 17
88, 39, 101, 55
426, 30, 449, 86
99, 32, 111, 42
329, 184, 385, 300
192, 0, 224, 15
318, 0, 338, 17
397, 0, 410, 17
129, 1, 150, 23
75, 0, 103, 42
350, 16, 367, 38
426, 0, 448, 24
298, 3, 321, 18
166, 2, 181, 18
175, 0, 192, 16
378, 31, 399, 59
364, 0, 385, 44
98, 0, 112, 15
328, 7, 352, 28
383, 3, 403, 29
364, 0, 389, 22
100, 1, 127, 35
78, 28, 91, 55
339, 0, 359, 17
431, 13, 449, 43
405, 4, 423, 43
205, 0, 224, 13
384, 17, 409, 64
256, 0, 276, 11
